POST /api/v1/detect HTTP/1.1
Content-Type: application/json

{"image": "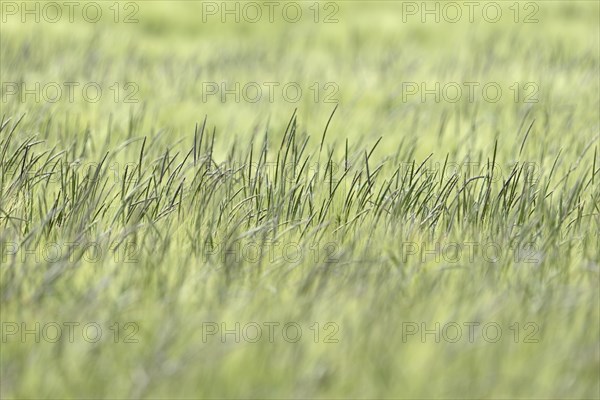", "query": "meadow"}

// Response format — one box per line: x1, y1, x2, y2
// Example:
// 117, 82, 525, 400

1, 1, 599, 398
